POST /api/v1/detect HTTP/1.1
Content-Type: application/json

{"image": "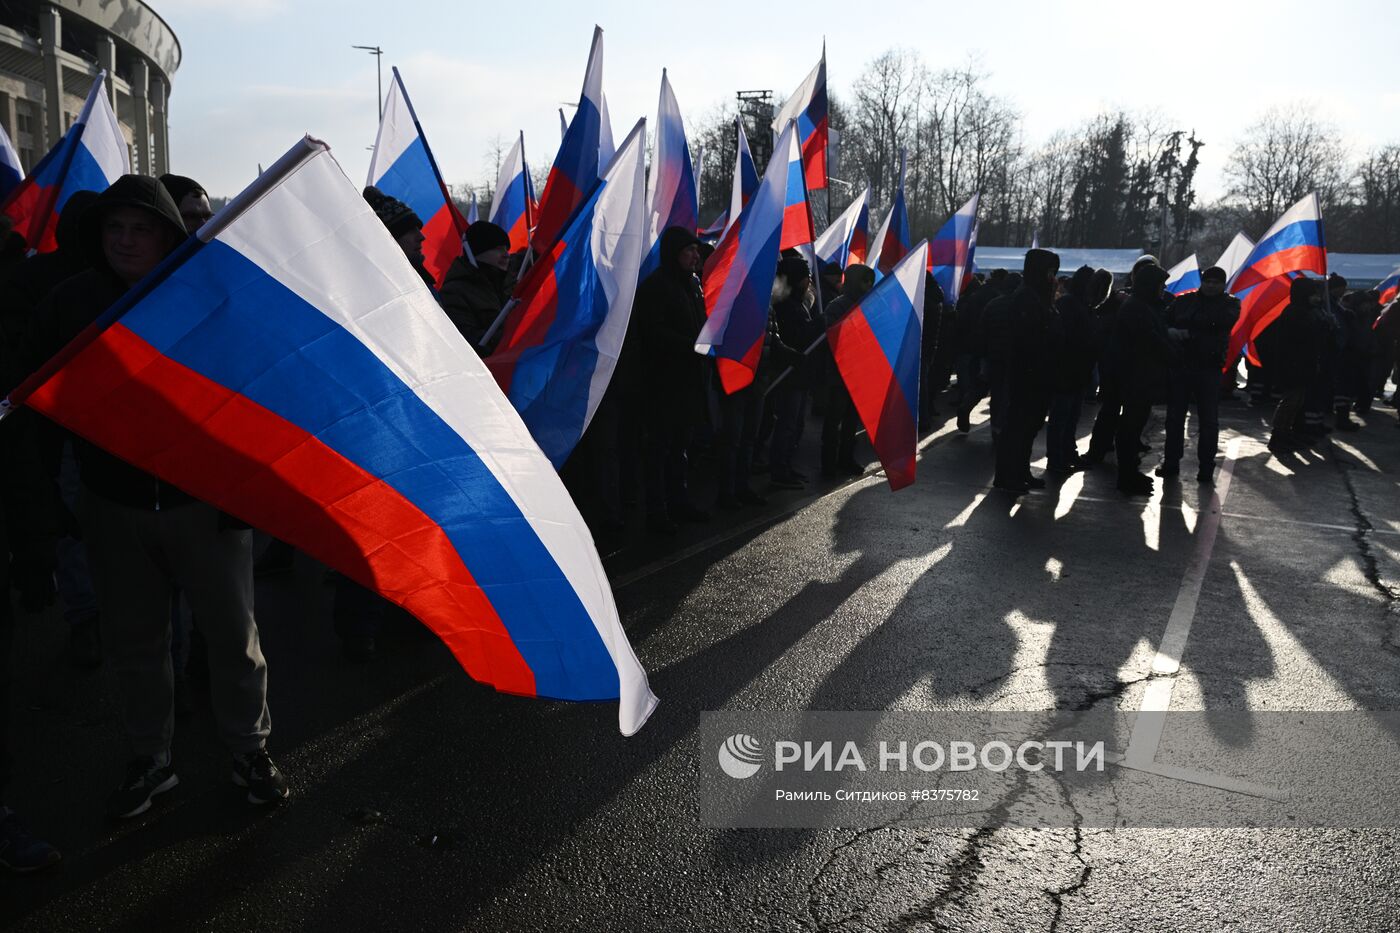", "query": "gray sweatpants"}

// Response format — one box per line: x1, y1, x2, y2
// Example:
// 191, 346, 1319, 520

84, 494, 271, 760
